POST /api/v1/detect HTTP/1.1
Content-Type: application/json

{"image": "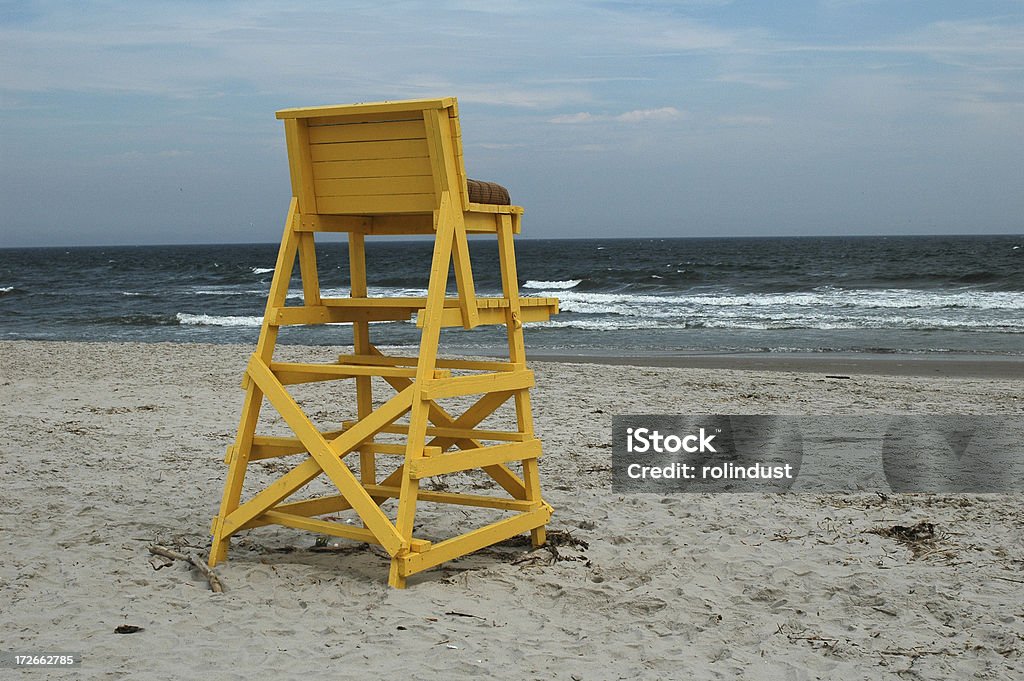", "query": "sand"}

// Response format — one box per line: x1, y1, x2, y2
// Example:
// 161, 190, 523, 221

1, 340, 1022, 679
